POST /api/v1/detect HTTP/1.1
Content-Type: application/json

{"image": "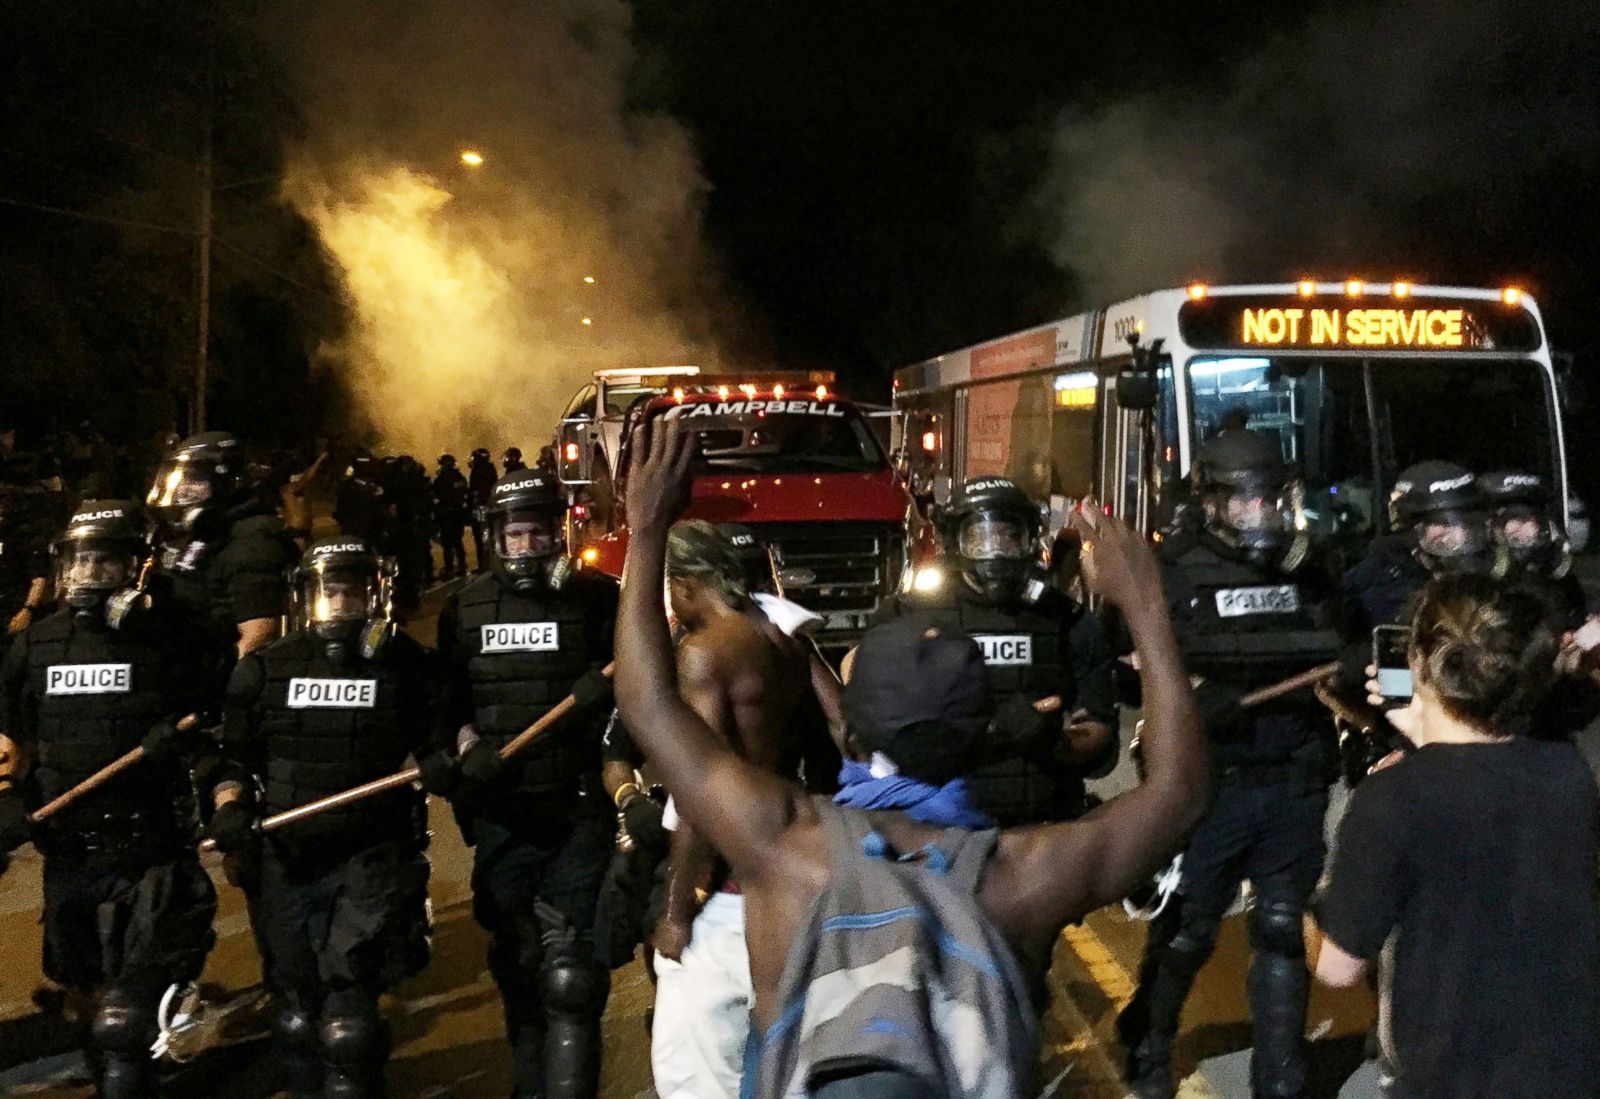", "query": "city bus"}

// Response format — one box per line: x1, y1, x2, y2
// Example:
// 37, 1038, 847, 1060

891, 281, 1566, 570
